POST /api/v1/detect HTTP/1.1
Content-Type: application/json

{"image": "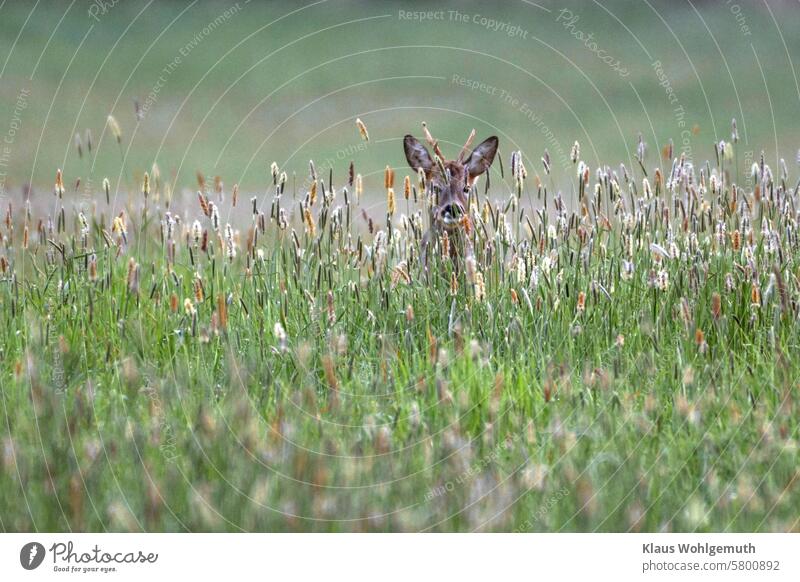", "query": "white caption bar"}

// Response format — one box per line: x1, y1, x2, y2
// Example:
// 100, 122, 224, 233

1, 534, 798, 581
